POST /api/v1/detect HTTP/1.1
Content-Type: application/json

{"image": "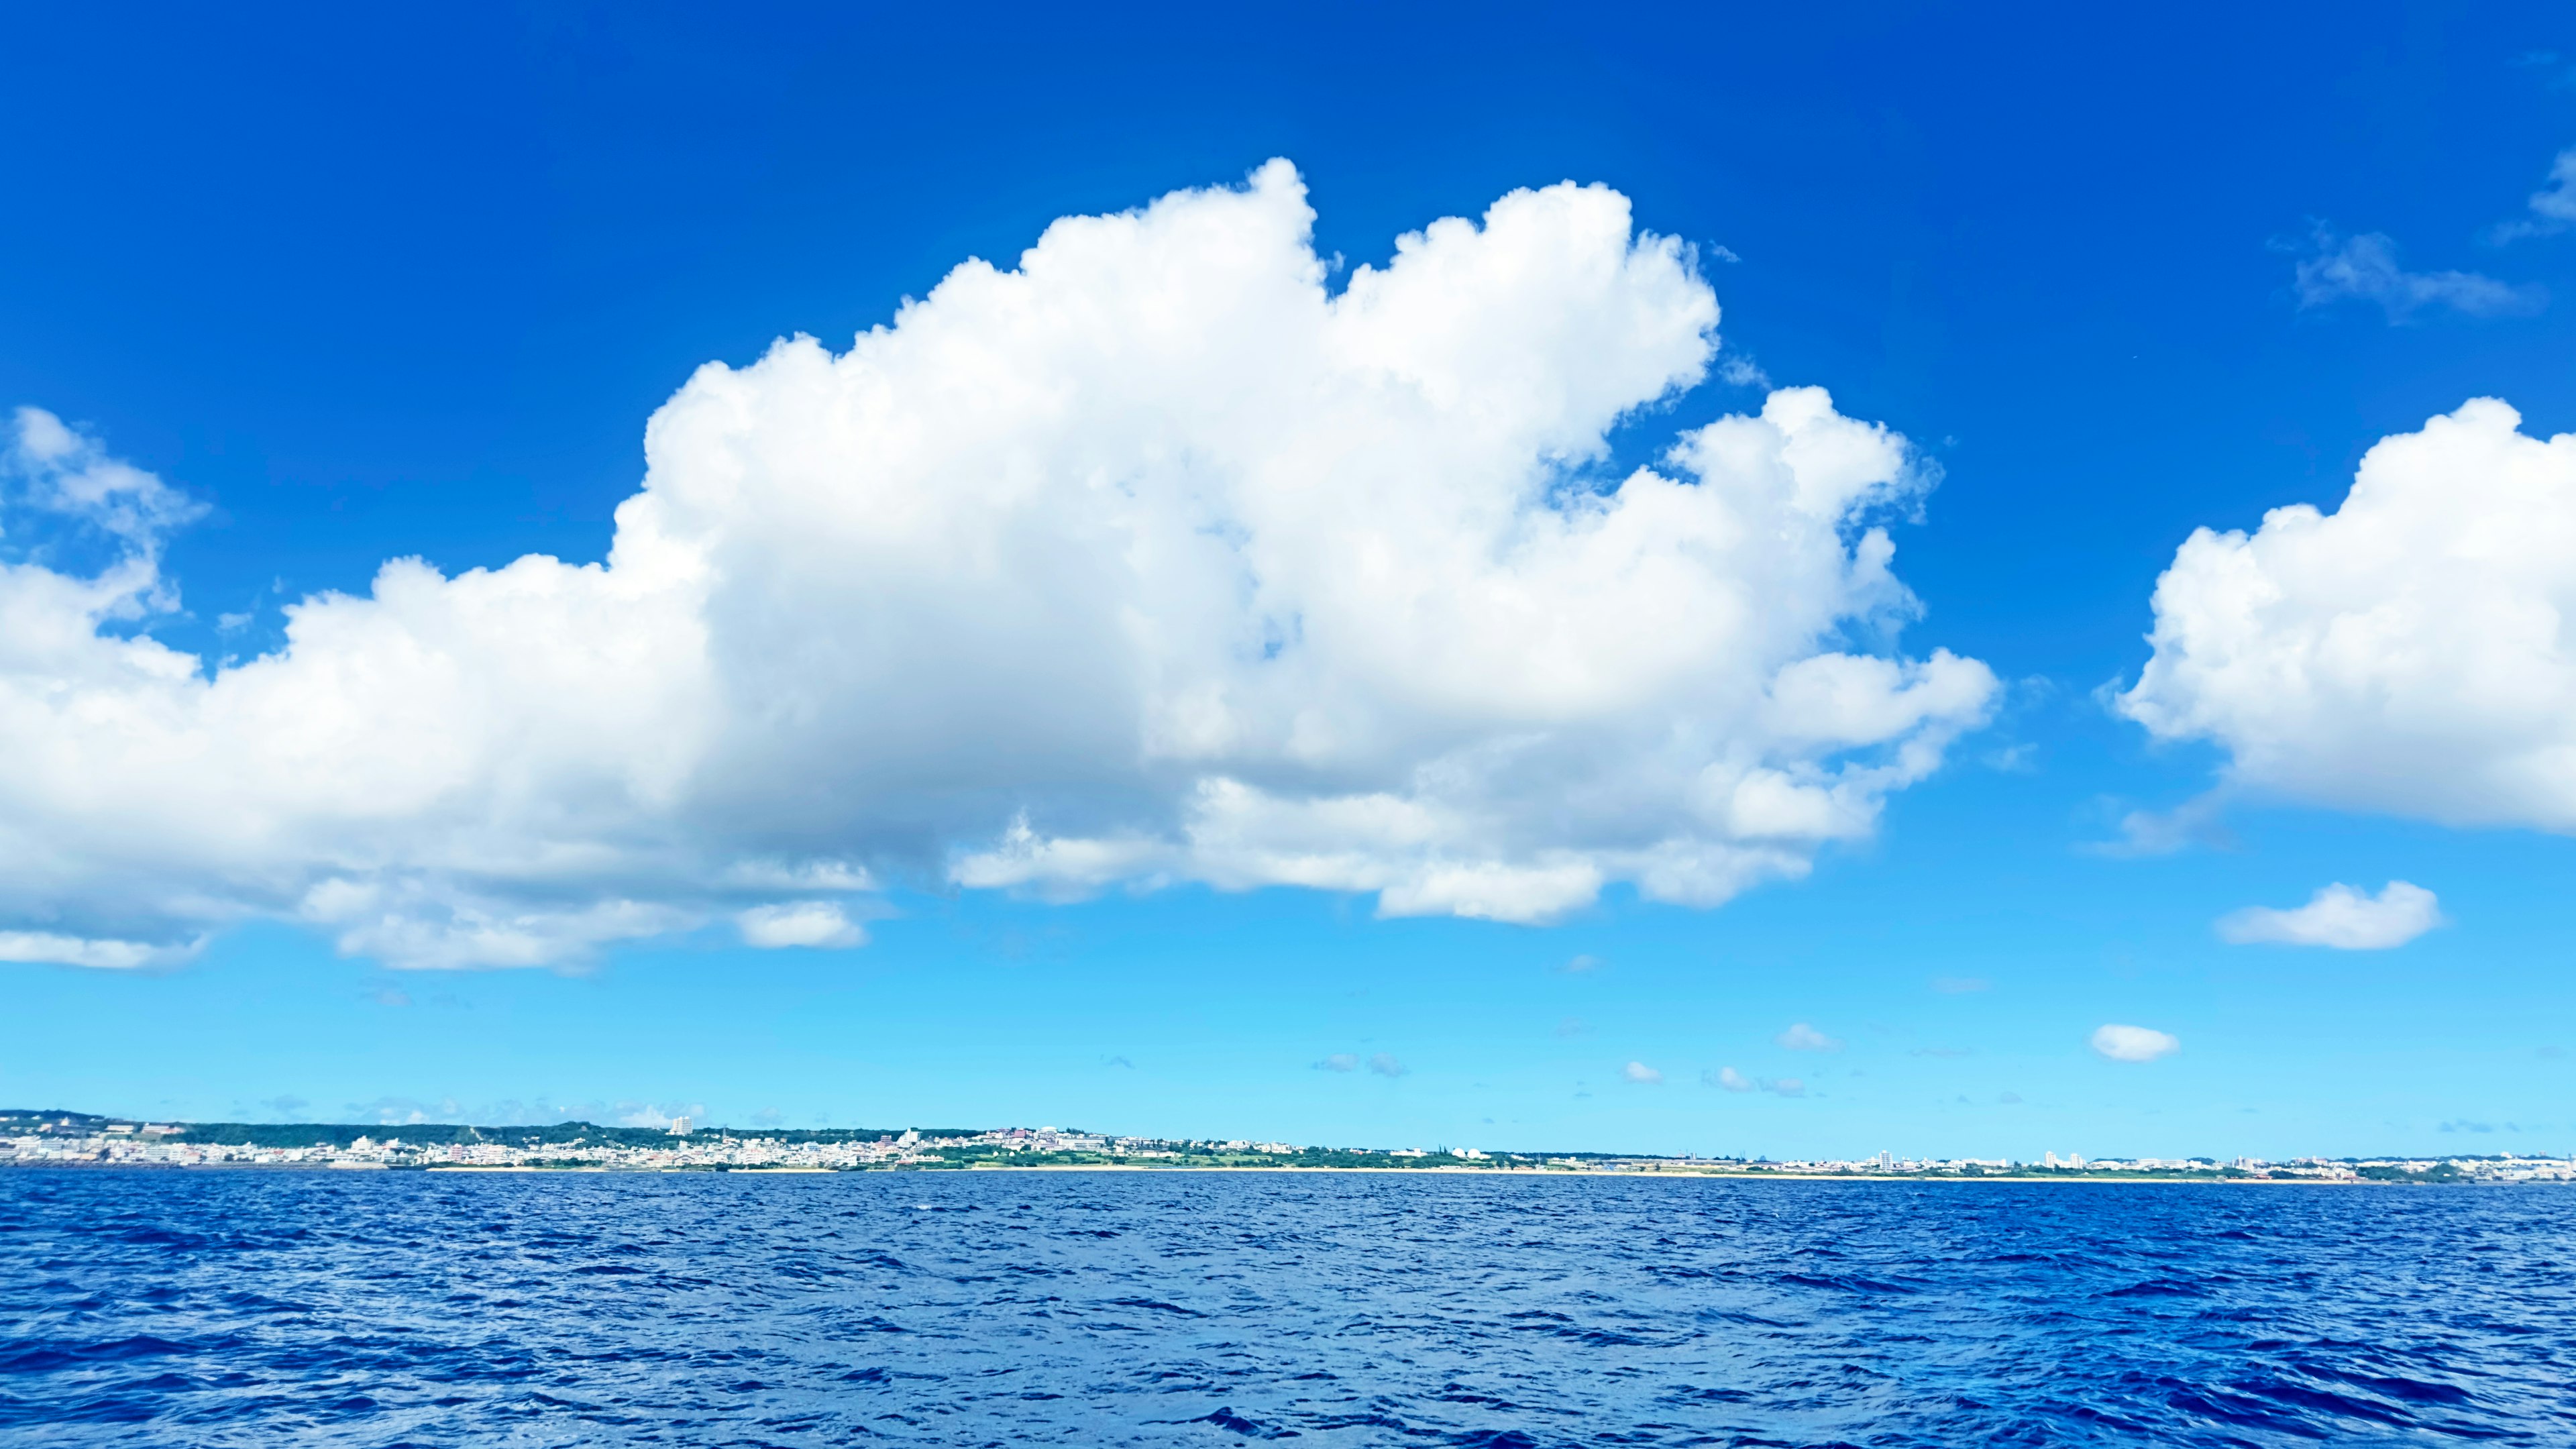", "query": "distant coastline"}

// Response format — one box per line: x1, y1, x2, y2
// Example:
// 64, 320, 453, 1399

8, 1109, 2566, 1185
